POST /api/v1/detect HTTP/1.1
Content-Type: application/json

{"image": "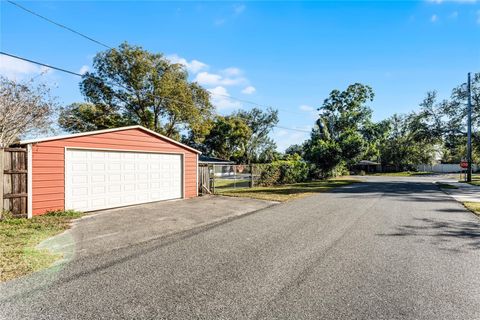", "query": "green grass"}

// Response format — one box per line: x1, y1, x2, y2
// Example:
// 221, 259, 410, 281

369, 171, 433, 177
467, 174, 480, 186
458, 174, 480, 186
216, 179, 359, 202
436, 183, 458, 189
463, 202, 480, 216
214, 178, 251, 189
0, 210, 82, 282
